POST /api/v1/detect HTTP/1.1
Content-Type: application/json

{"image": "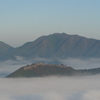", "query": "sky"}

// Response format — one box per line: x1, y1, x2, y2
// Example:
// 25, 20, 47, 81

0, 0, 100, 47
